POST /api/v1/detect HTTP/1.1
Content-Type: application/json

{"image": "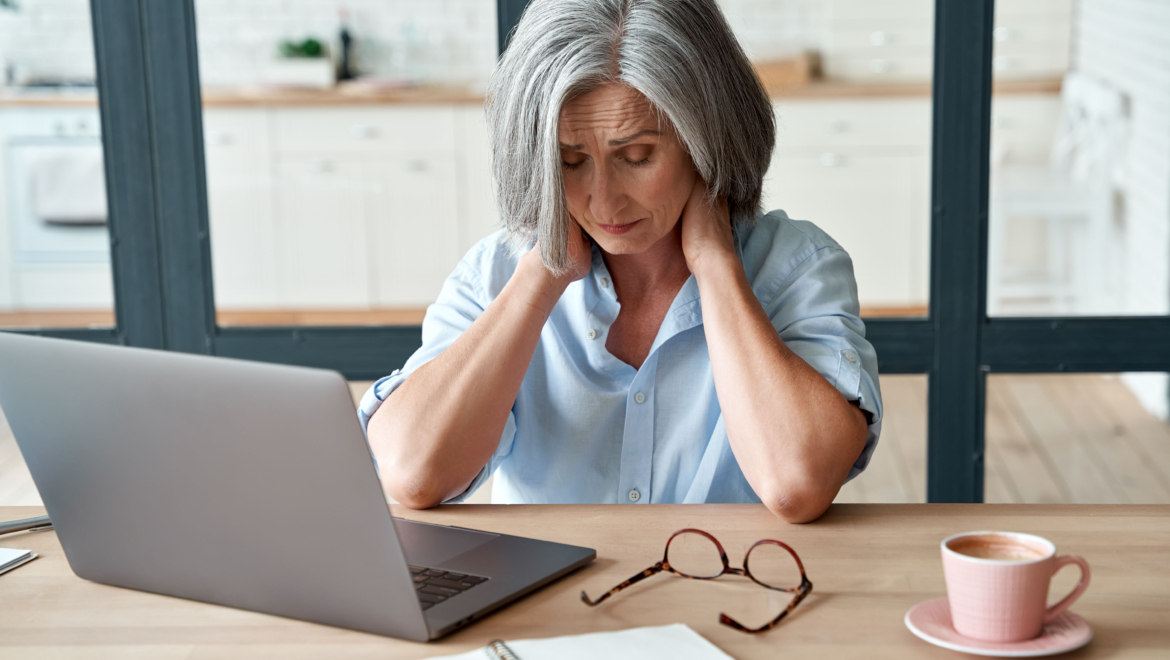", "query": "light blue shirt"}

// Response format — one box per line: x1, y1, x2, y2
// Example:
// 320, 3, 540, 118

359, 210, 882, 505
